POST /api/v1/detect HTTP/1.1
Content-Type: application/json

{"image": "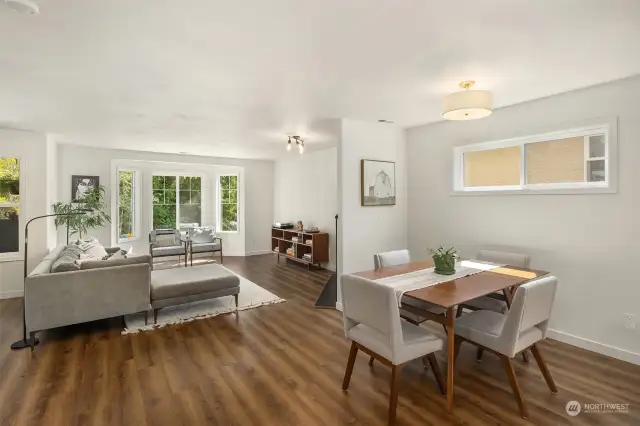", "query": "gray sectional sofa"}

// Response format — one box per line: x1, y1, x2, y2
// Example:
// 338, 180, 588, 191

25, 245, 151, 340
